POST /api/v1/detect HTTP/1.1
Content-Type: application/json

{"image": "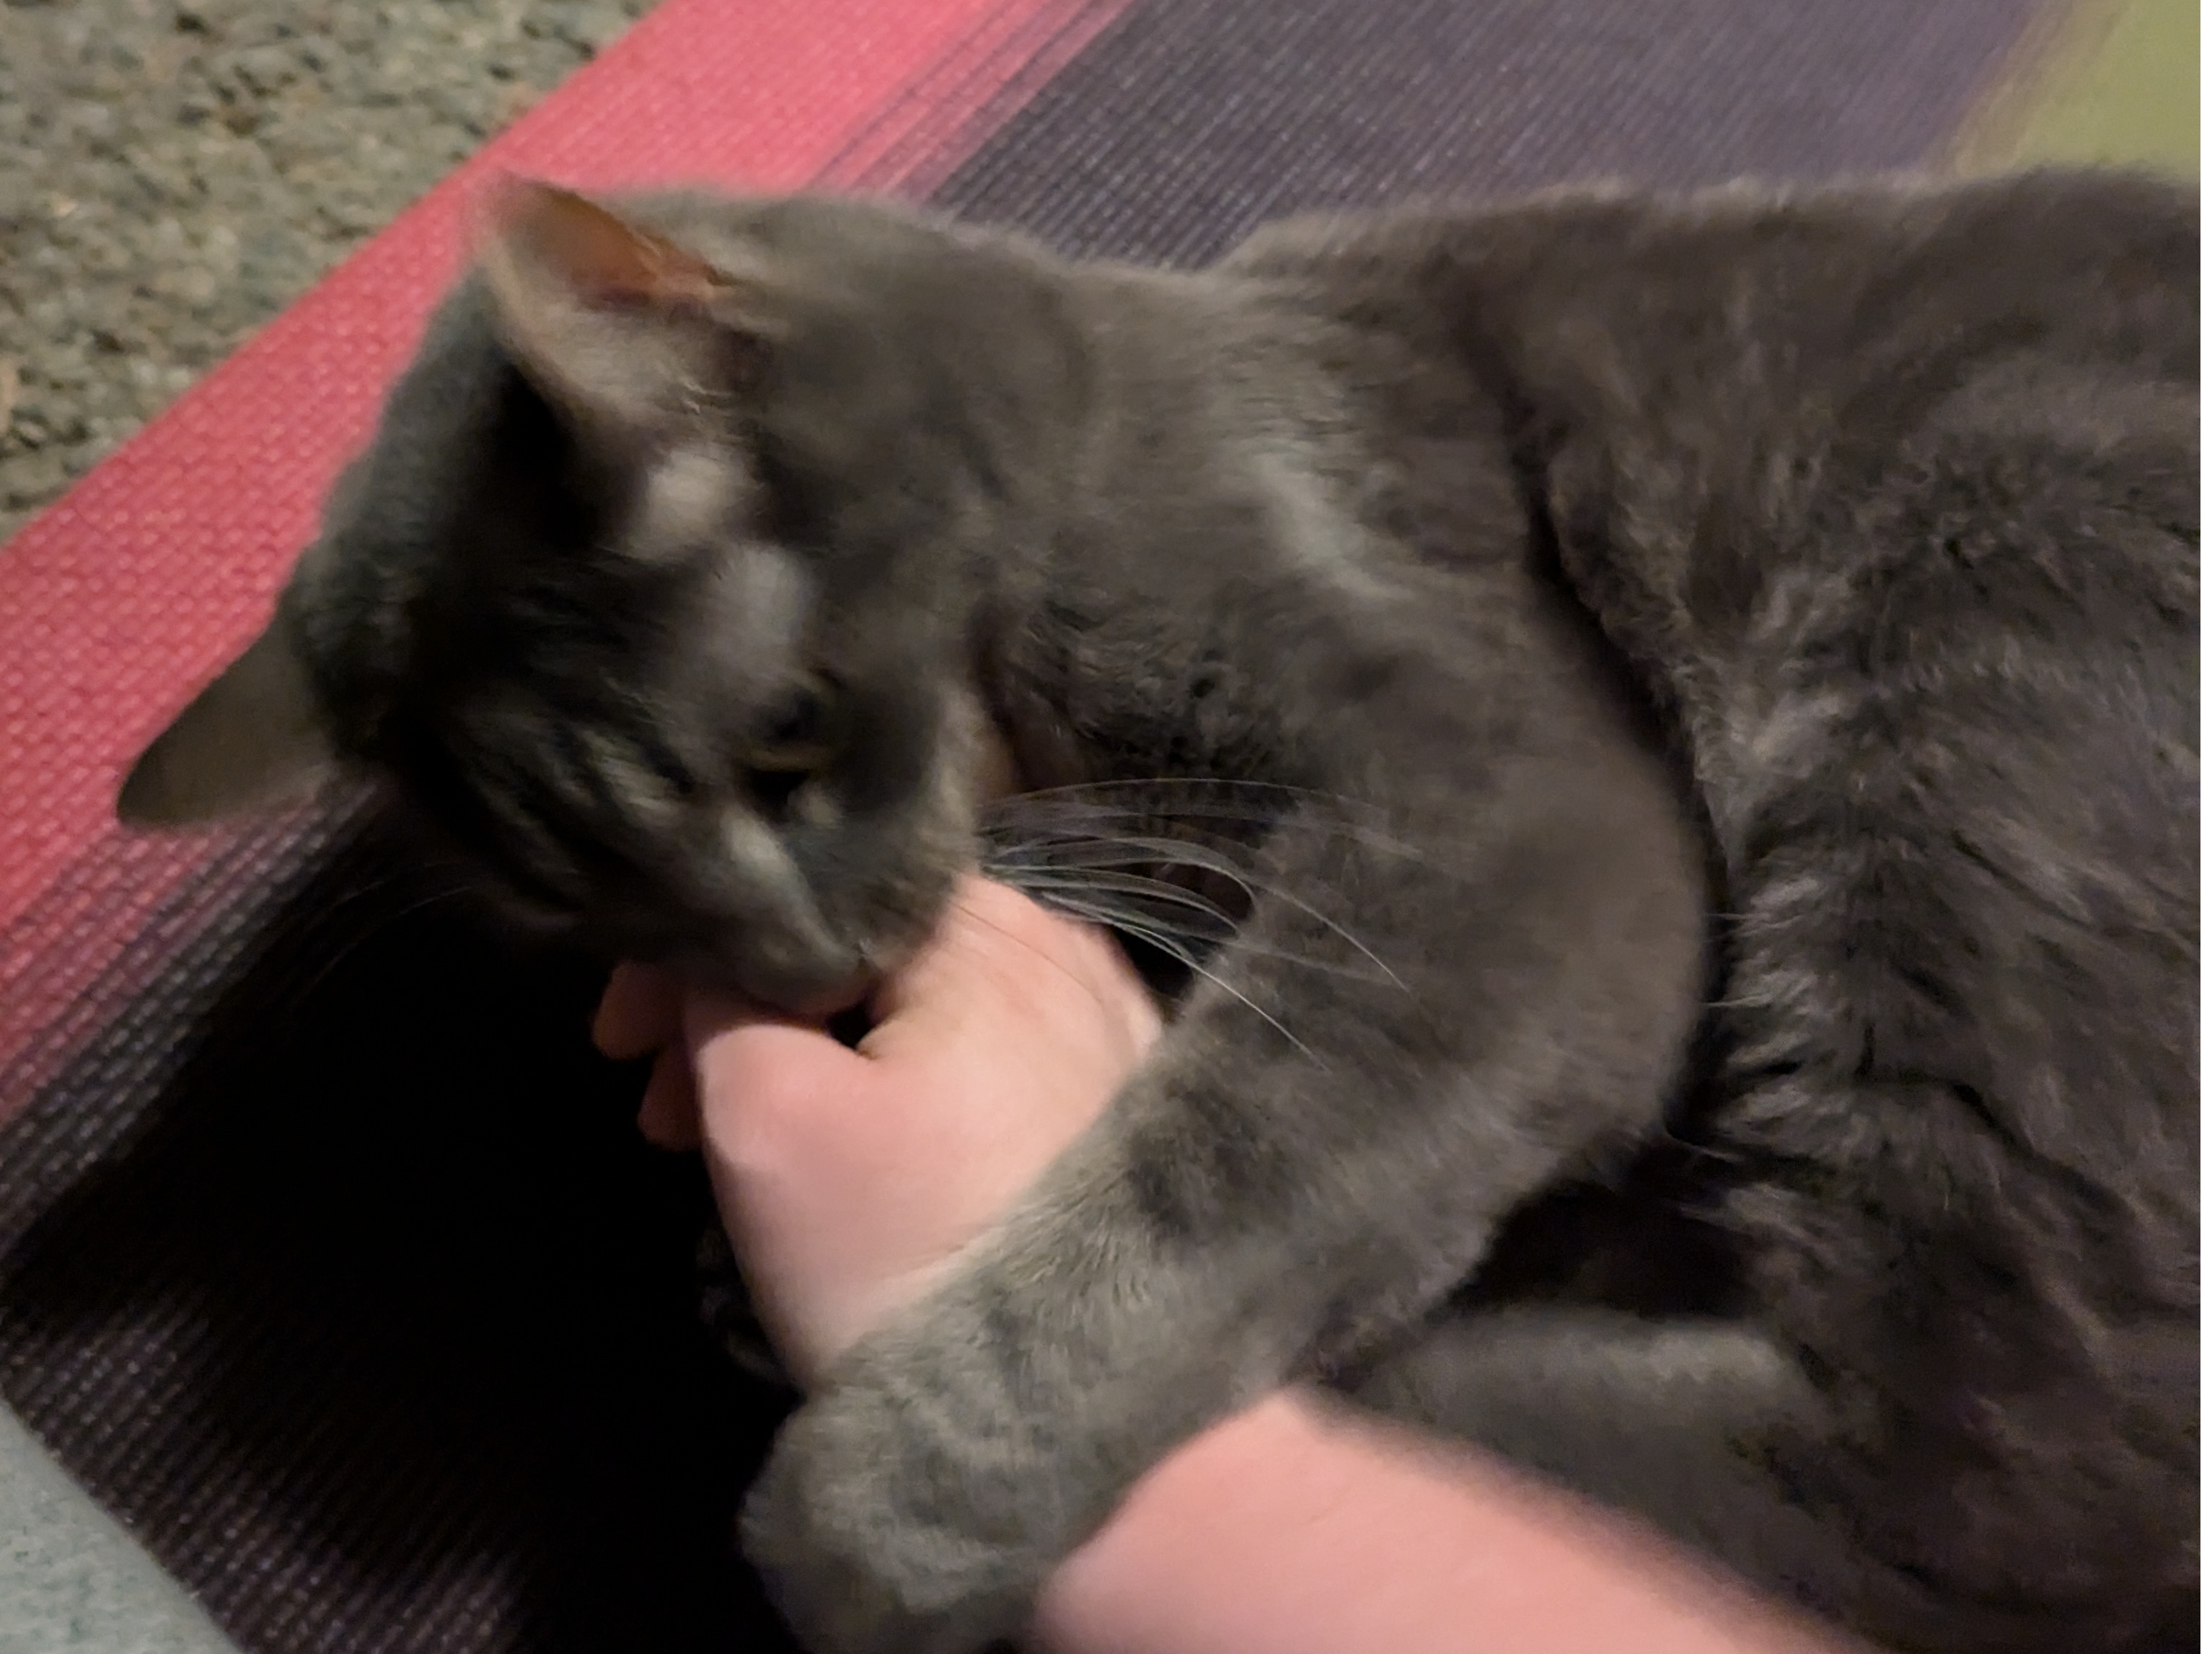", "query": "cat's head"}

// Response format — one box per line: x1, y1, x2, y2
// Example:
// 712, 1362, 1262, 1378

118, 182, 1075, 1012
